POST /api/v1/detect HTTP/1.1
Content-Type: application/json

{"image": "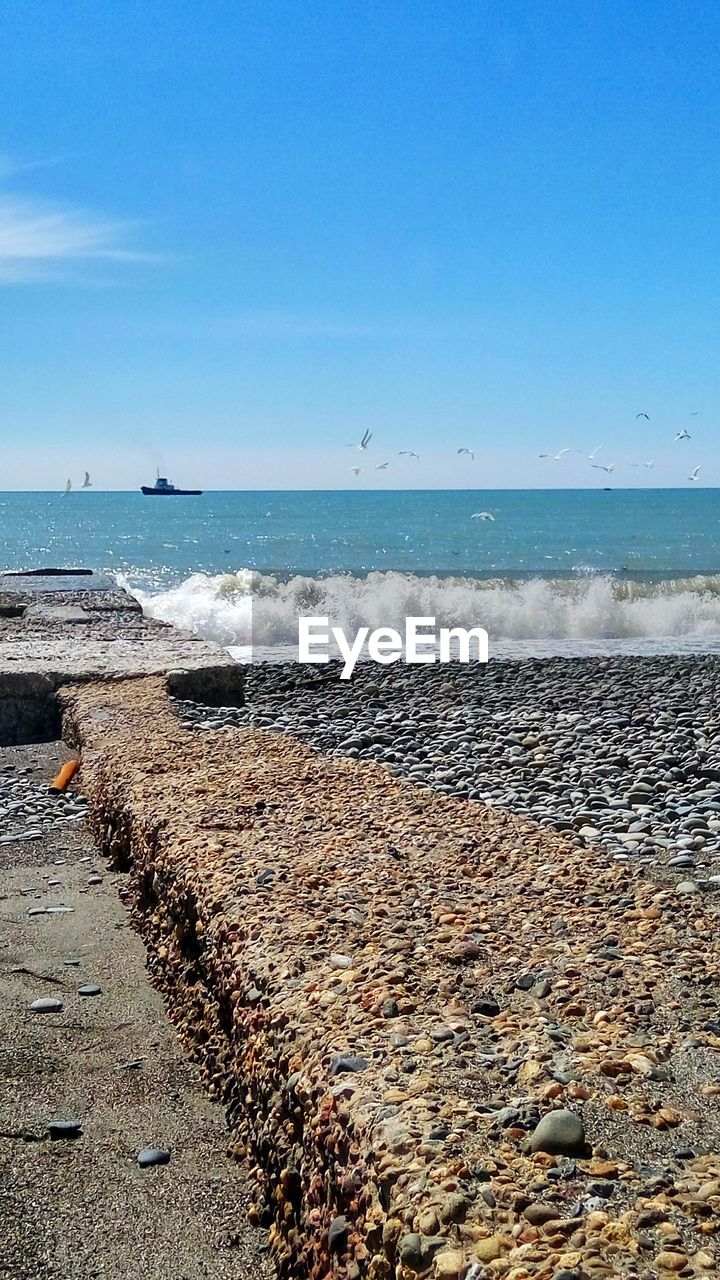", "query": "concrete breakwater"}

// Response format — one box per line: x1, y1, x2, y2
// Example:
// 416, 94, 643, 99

62, 674, 720, 1280
0, 569, 244, 742
4, 572, 720, 1279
